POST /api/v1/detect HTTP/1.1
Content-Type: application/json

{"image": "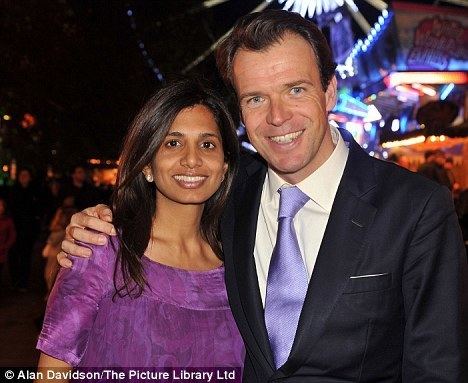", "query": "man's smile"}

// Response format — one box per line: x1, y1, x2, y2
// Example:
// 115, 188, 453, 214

268, 130, 304, 144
